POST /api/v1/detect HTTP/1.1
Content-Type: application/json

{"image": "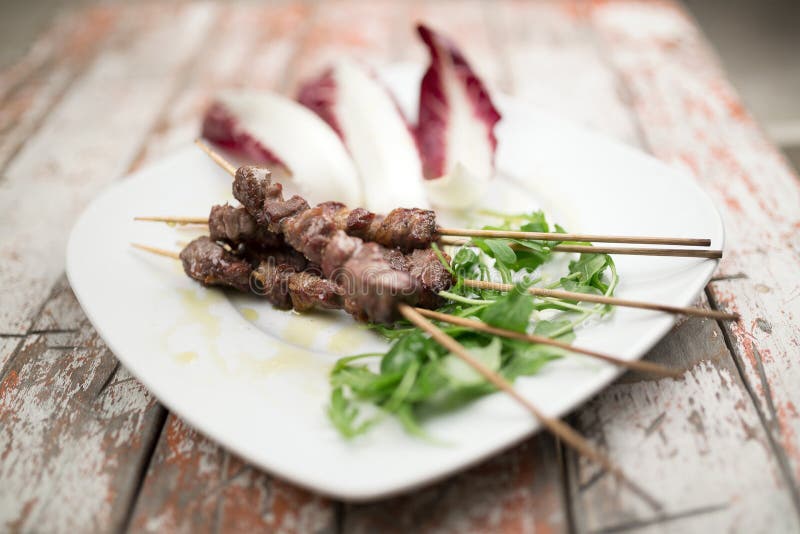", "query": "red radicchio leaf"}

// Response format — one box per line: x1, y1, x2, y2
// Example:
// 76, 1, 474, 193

200, 91, 362, 207
202, 100, 286, 170
416, 24, 502, 182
